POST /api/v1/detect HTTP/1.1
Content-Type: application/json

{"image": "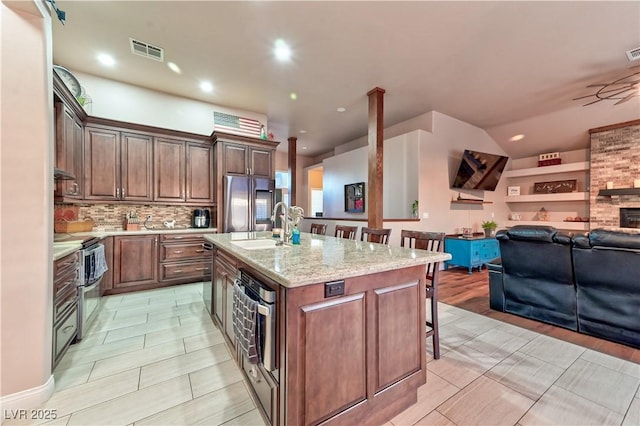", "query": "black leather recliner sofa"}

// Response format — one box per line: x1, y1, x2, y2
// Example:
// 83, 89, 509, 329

573, 229, 640, 348
491, 226, 577, 330
489, 226, 640, 348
